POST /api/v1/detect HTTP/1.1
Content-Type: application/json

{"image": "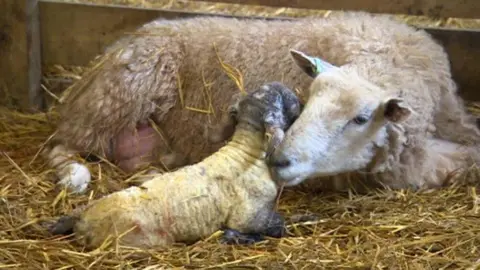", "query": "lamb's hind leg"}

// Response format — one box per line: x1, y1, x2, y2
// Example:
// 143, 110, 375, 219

43, 143, 91, 194
221, 209, 285, 245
